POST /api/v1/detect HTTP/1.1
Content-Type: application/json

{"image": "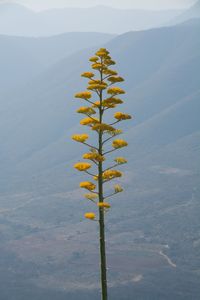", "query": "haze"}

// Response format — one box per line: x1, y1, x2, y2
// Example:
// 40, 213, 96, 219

1, 0, 196, 10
